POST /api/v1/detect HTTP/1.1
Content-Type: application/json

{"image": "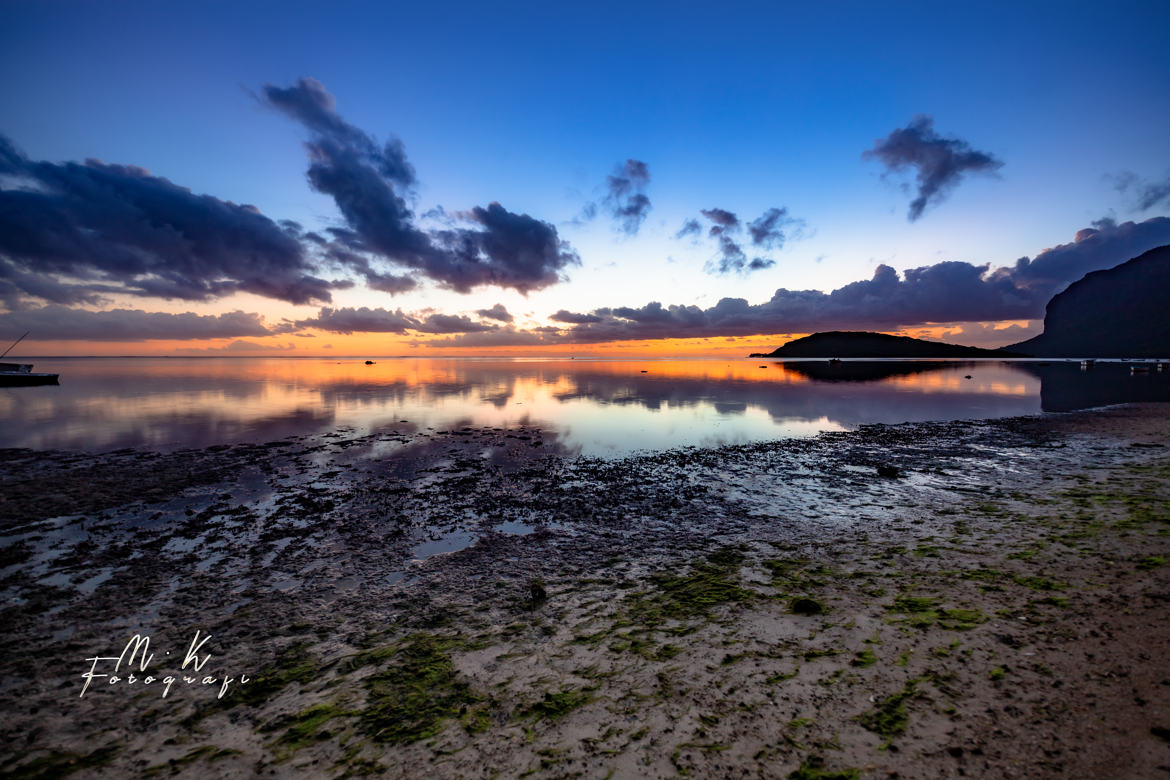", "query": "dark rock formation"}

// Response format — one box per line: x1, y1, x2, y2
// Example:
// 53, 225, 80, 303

1008, 245, 1170, 358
